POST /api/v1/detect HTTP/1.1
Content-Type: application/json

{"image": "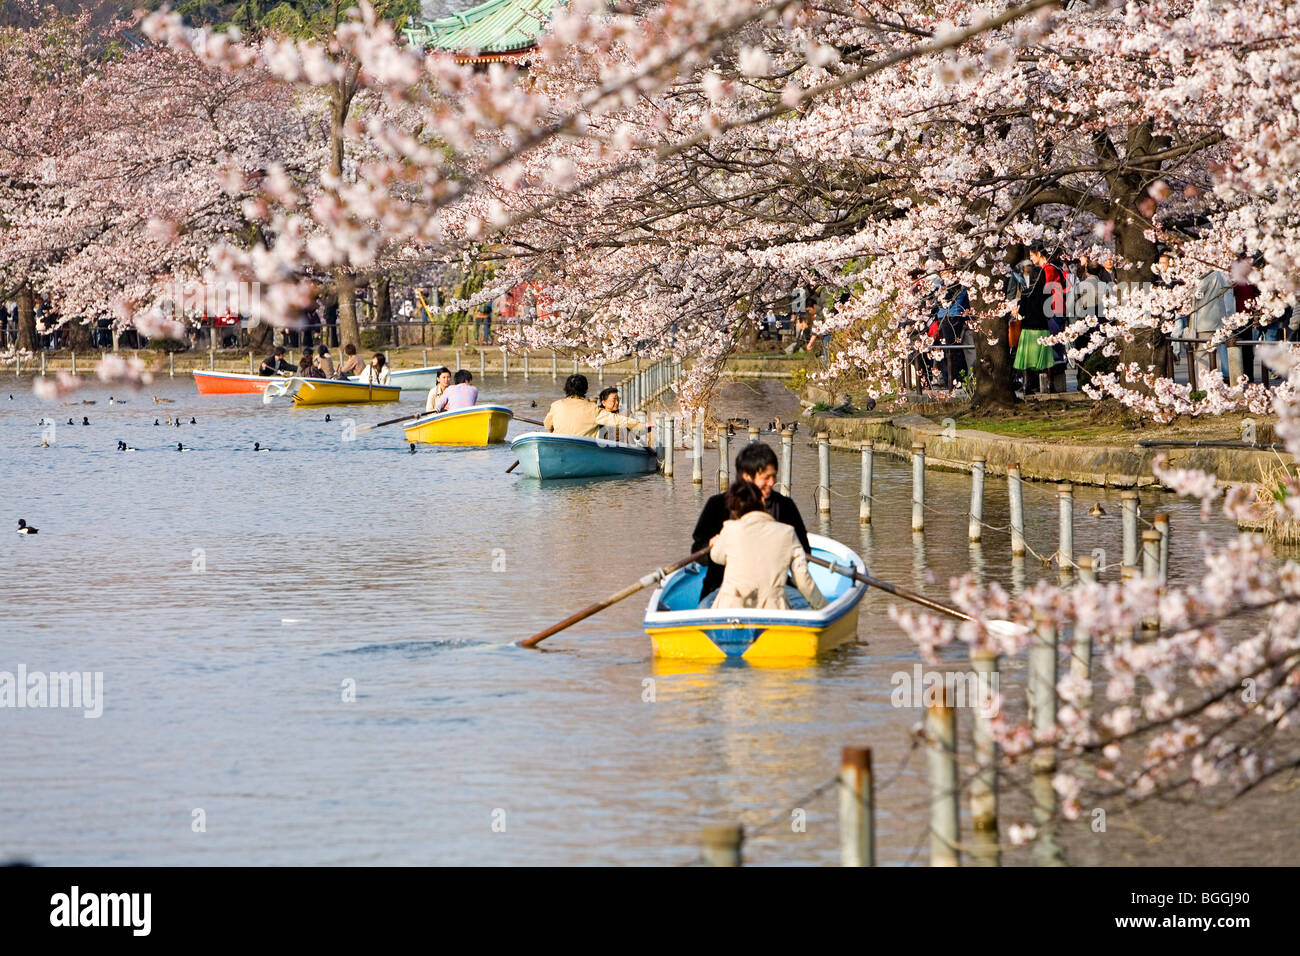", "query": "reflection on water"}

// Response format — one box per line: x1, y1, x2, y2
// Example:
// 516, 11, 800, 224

0, 374, 1266, 865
